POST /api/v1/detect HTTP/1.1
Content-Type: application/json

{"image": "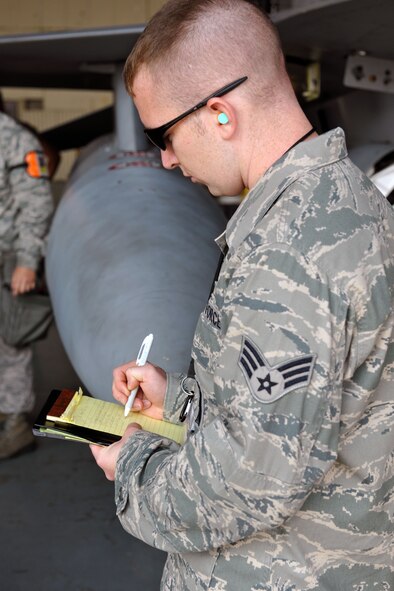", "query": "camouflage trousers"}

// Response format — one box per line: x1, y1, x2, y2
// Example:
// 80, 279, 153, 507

0, 335, 34, 414
0, 256, 34, 413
